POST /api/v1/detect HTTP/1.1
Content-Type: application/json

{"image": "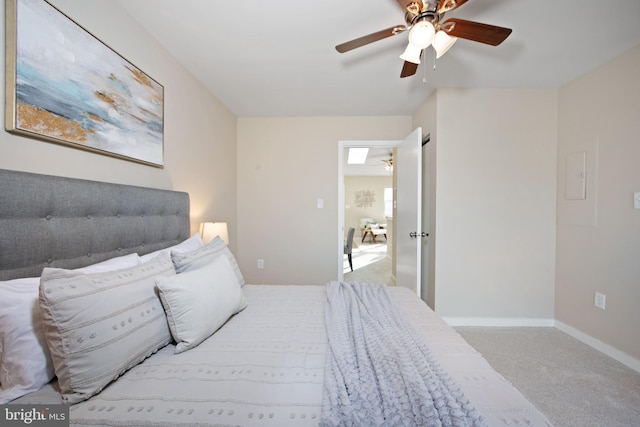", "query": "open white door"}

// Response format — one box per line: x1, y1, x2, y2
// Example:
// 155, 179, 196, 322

395, 128, 423, 296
